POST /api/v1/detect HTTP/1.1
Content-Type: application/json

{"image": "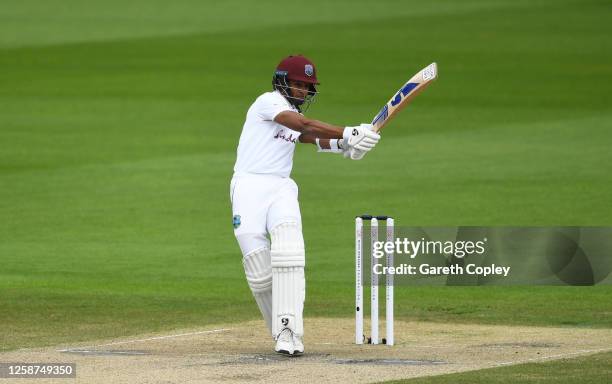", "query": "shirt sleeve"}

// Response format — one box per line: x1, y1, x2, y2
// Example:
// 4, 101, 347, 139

254, 92, 294, 121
